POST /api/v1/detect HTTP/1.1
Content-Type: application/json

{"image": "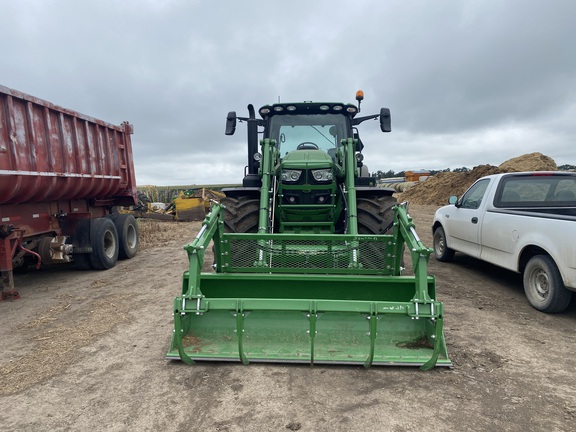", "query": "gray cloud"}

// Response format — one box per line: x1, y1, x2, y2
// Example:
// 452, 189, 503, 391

2, 0, 575, 186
